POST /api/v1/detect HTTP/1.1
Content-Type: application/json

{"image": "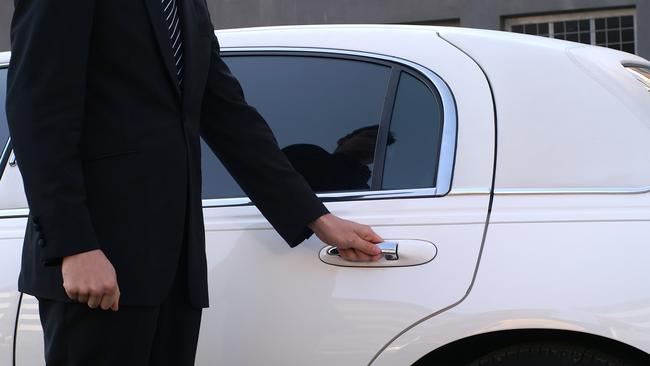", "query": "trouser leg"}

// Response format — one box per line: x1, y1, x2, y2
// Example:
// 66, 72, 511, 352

148, 234, 203, 366
38, 298, 159, 366
147, 279, 202, 366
